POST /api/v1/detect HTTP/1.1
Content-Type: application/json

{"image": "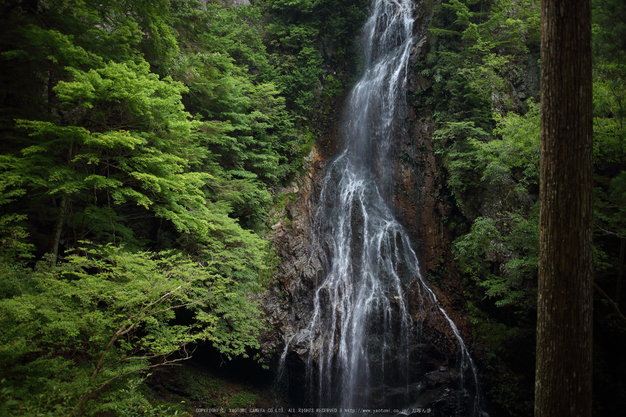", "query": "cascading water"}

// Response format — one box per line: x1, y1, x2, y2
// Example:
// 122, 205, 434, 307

278, 0, 486, 415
